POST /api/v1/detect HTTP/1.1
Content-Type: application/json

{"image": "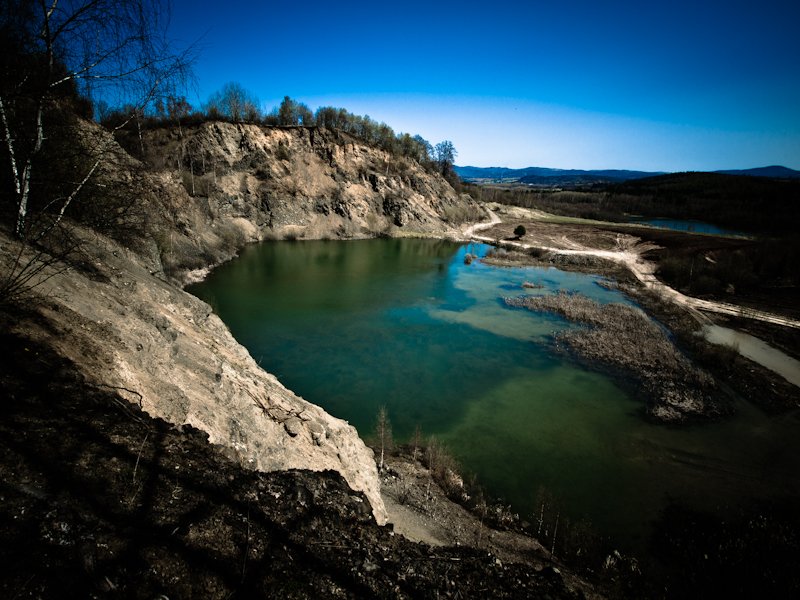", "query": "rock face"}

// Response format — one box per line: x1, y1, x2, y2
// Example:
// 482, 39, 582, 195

1, 120, 484, 525
5, 228, 387, 524
138, 122, 479, 284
